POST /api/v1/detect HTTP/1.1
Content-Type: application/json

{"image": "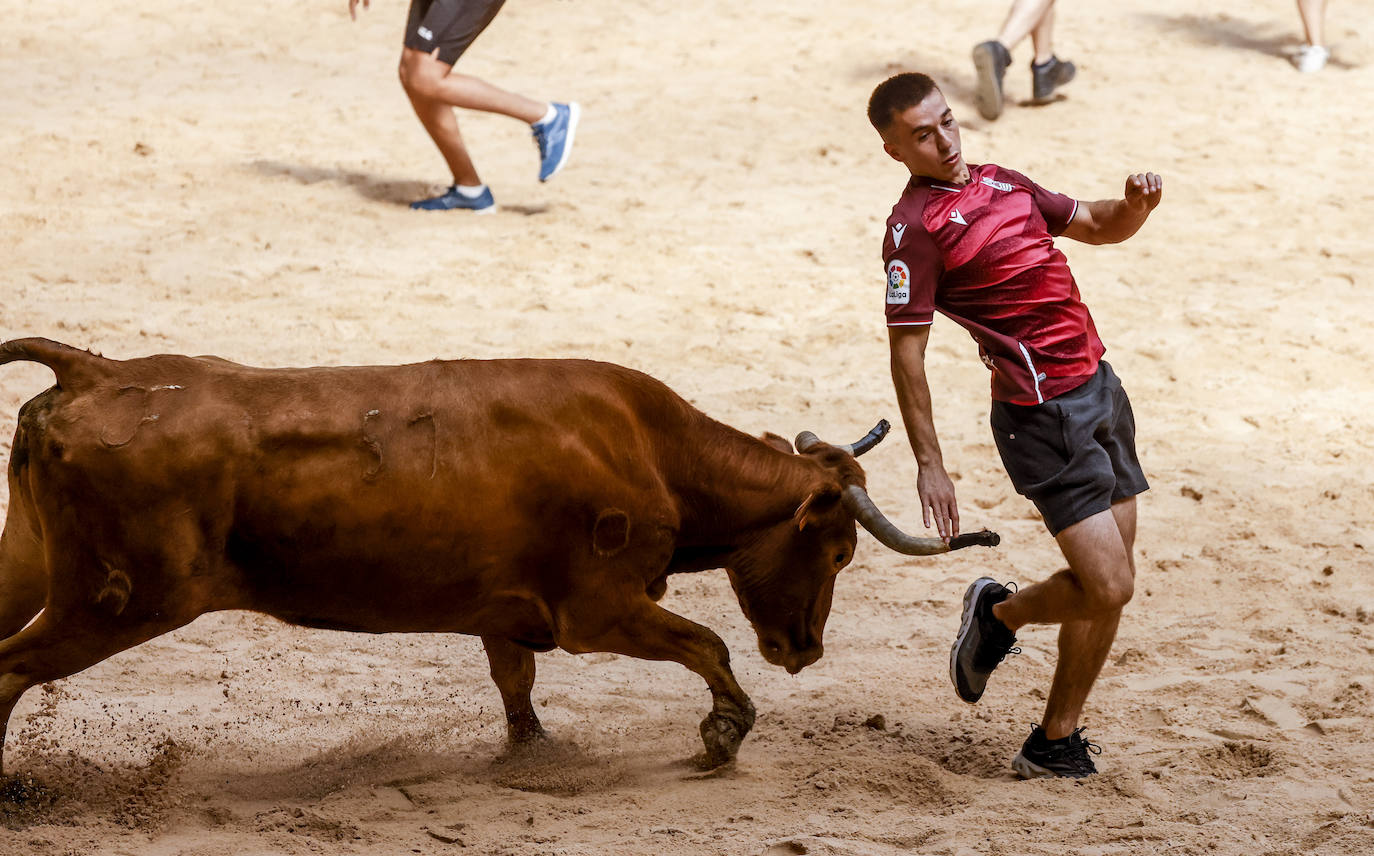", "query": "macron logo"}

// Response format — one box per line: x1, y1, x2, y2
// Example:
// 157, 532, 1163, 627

418, 26, 434, 40
891, 223, 906, 249
949, 209, 968, 226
